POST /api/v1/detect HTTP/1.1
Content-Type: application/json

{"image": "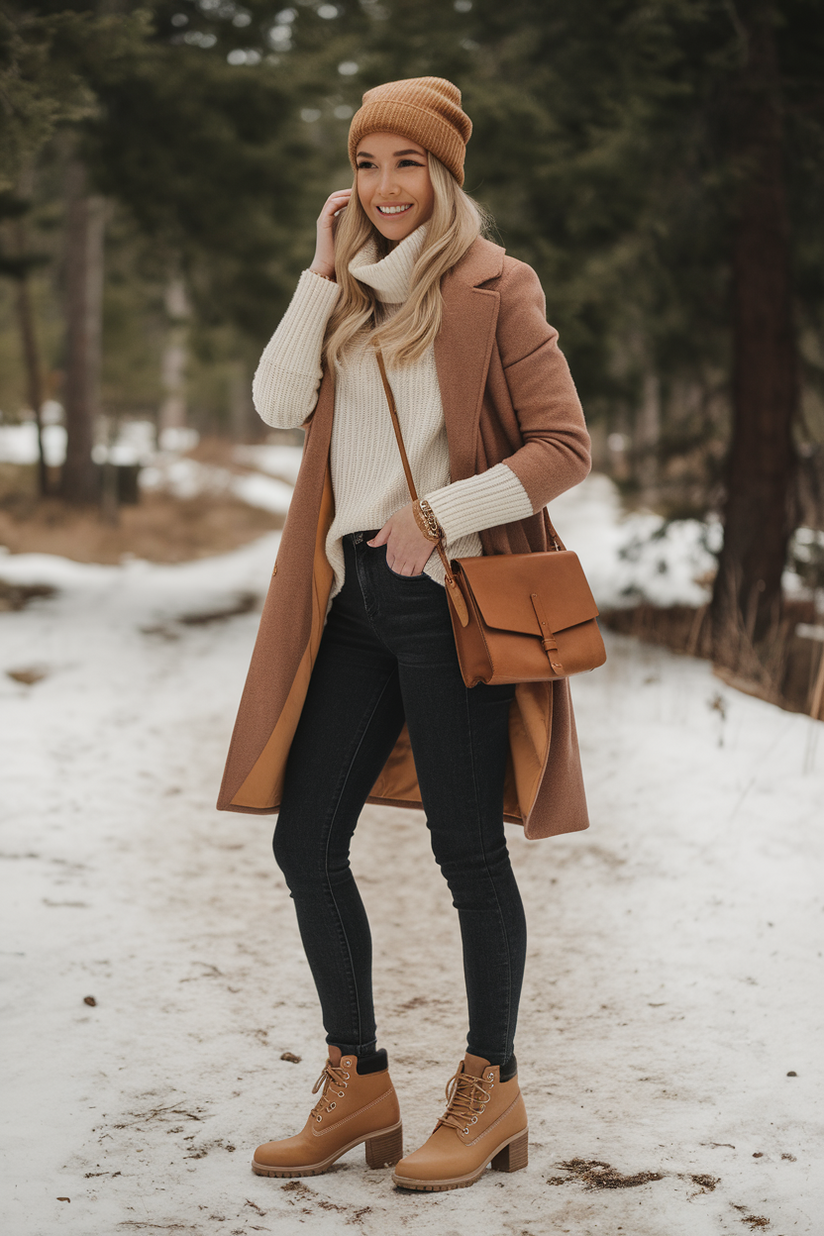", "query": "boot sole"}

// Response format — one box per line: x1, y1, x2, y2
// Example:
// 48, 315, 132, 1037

251, 1119, 403, 1177
392, 1127, 528, 1192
